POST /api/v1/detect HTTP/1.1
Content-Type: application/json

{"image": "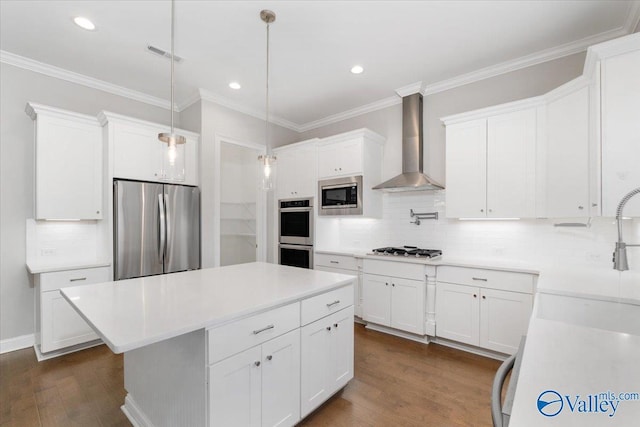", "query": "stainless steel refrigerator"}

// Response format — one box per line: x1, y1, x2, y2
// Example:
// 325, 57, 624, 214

114, 179, 200, 280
